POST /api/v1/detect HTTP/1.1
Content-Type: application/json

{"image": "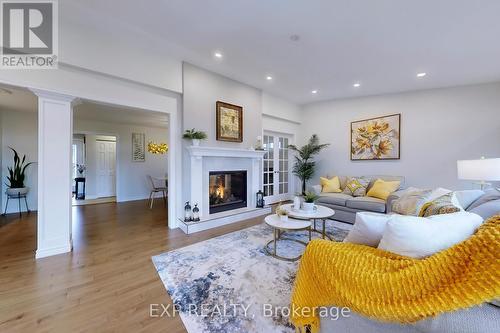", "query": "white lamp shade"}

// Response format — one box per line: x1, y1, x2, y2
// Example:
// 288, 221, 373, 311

457, 158, 500, 181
